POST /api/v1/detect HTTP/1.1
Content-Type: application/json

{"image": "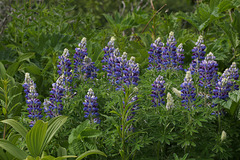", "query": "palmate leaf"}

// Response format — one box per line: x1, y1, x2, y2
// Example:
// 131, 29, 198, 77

0, 139, 28, 160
